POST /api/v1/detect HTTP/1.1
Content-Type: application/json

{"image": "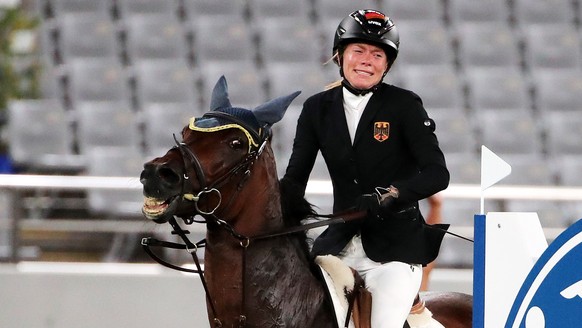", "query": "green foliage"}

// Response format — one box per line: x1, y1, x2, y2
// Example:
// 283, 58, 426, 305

0, 5, 40, 111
